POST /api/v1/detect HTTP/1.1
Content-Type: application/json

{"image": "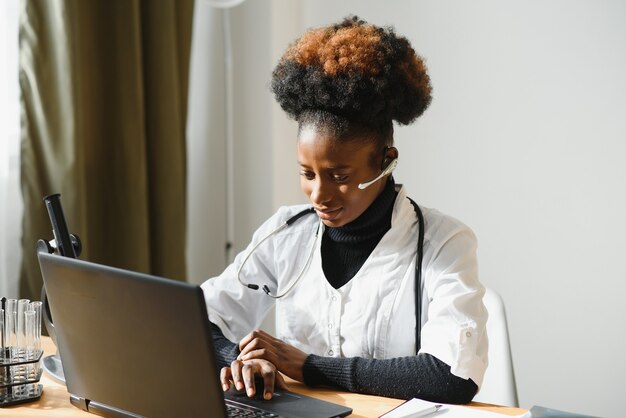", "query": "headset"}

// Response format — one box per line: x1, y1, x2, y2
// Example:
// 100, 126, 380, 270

236, 153, 425, 351
357, 158, 398, 190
